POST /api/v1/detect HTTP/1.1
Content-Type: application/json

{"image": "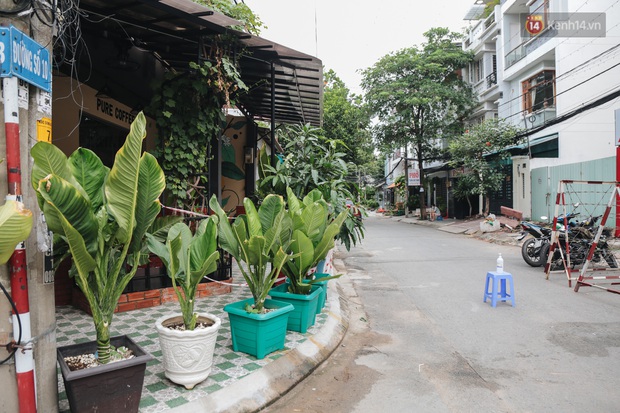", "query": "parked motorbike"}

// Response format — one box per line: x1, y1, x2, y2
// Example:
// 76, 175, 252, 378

518, 209, 579, 267
519, 207, 617, 269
